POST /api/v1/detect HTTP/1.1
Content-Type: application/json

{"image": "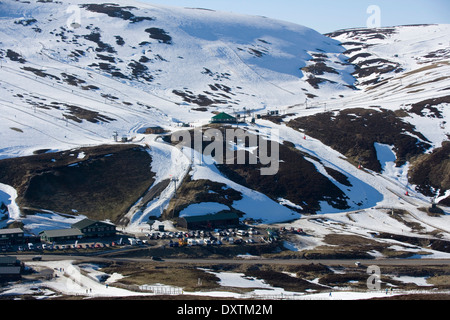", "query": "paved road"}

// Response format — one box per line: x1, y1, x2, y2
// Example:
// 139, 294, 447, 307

12, 253, 450, 267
